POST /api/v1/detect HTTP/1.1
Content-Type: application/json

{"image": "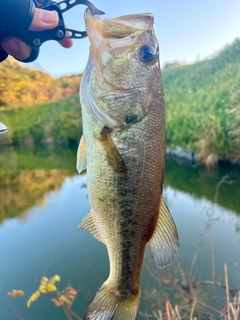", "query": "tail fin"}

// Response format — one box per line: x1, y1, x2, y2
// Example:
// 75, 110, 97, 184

83, 282, 140, 320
